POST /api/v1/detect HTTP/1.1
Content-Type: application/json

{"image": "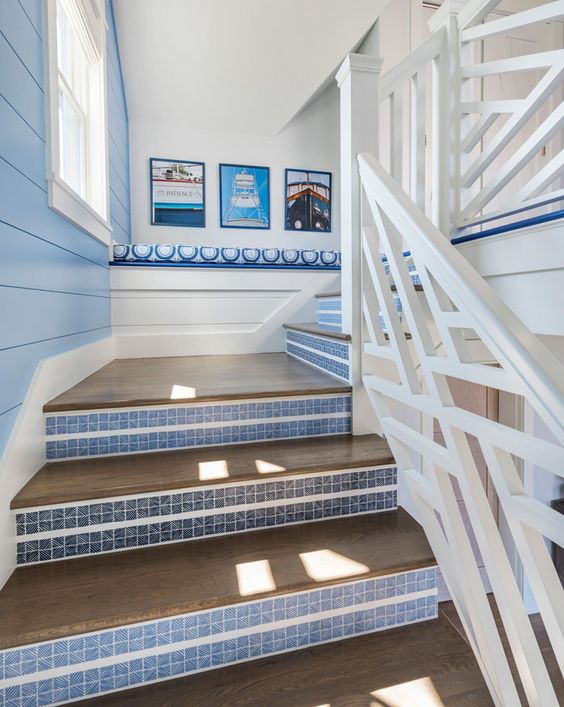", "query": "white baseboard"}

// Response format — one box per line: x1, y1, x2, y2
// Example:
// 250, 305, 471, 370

0, 336, 115, 589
